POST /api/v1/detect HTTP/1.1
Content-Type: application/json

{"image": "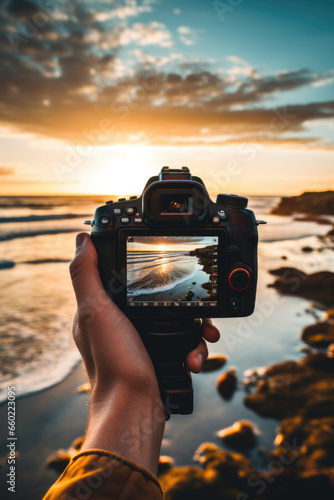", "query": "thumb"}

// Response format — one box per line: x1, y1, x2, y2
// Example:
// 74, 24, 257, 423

69, 232, 107, 306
